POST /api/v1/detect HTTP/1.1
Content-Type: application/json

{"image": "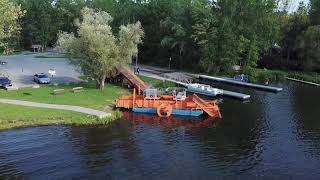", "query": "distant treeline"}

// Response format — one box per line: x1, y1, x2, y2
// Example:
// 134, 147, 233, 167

10, 0, 320, 73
